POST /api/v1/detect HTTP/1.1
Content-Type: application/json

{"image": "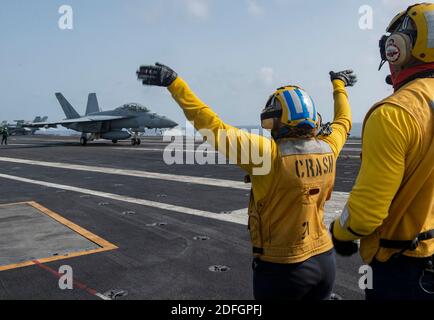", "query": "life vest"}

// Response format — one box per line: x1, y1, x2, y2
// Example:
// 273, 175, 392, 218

360, 78, 434, 263
248, 138, 336, 264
